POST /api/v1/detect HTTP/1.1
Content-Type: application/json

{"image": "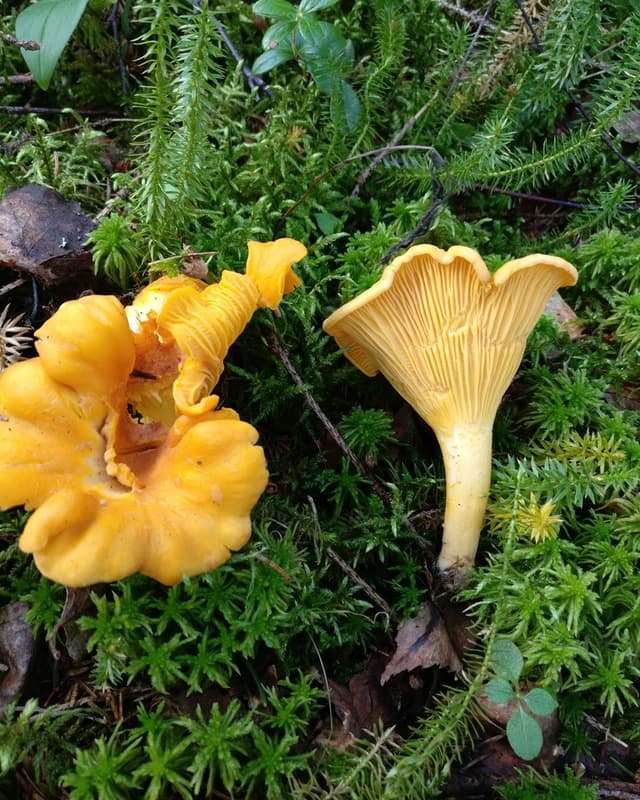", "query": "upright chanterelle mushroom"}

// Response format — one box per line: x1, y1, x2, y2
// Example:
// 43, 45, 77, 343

324, 244, 577, 588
